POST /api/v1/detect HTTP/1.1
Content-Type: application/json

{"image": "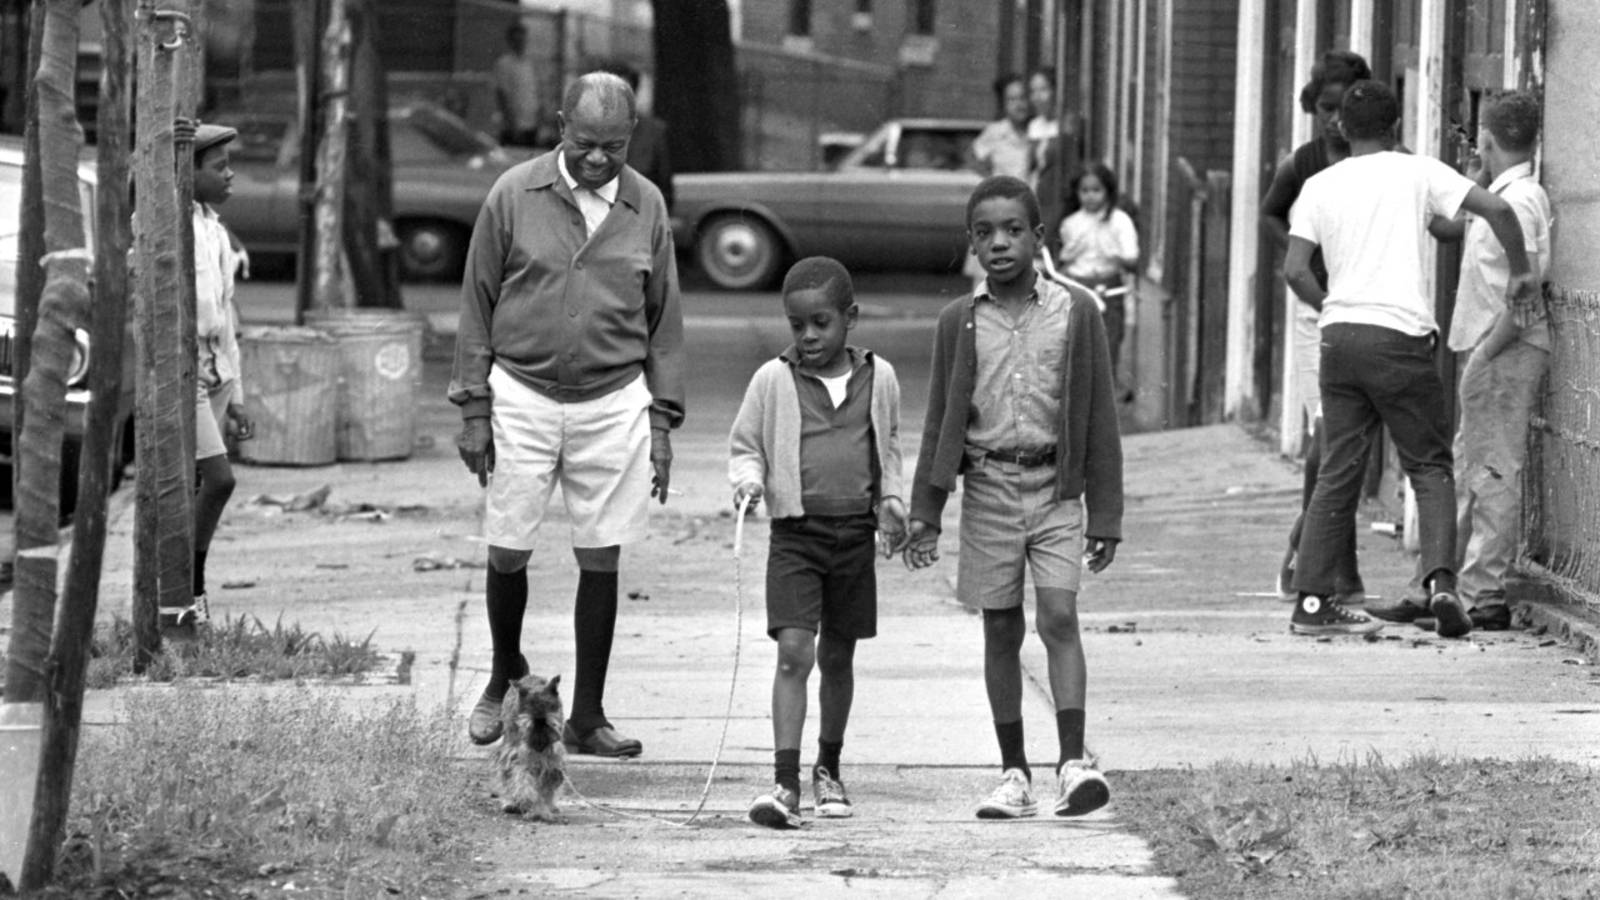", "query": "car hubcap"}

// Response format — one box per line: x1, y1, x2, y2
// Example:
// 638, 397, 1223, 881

712, 223, 764, 275
407, 230, 443, 266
